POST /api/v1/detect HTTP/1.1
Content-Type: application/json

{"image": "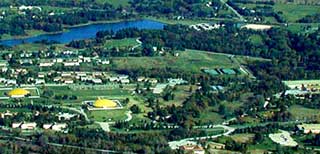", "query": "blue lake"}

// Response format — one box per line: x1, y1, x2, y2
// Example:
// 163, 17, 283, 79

0, 19, 165, 46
